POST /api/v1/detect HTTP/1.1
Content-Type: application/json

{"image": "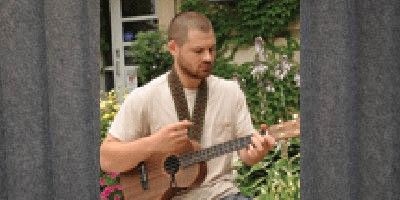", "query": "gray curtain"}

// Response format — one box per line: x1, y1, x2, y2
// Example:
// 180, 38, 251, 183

0, 0, 100, 199
301, 1, 400, 200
